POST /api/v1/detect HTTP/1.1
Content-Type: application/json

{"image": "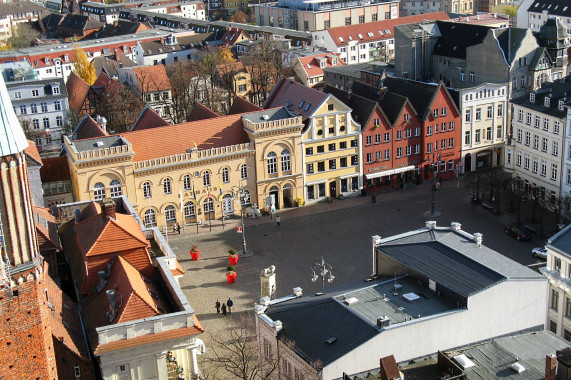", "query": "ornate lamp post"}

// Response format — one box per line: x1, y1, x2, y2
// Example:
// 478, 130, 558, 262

425, 152, 442, 217
234, 184, 252, 257
310, 257, 335, 295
